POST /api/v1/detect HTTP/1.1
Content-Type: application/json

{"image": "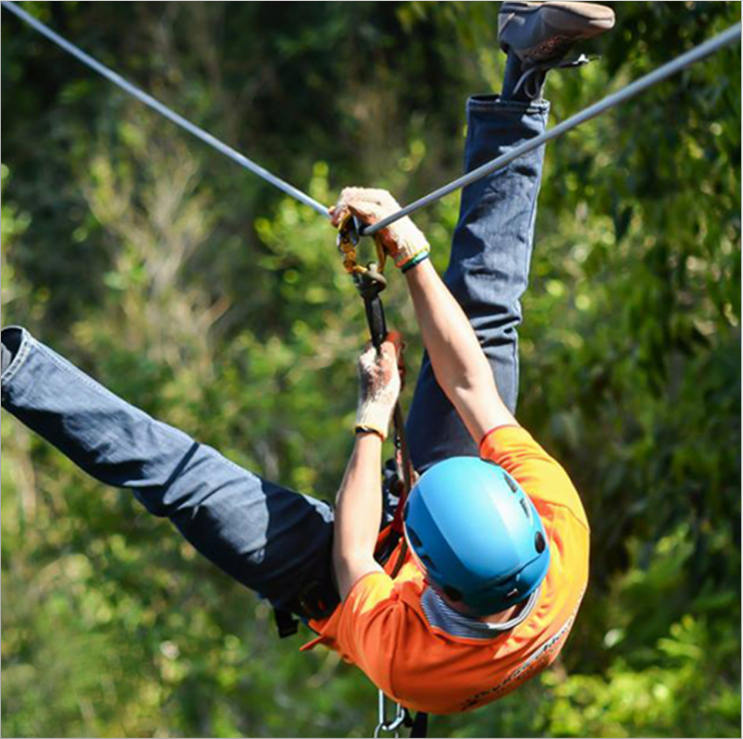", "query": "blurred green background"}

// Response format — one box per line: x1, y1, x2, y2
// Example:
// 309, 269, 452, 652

1, 2, 740, 737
